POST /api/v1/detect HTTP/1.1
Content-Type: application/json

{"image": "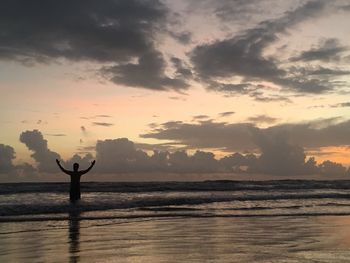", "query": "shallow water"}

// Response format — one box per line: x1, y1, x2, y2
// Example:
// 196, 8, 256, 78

2, 181, 350, 262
